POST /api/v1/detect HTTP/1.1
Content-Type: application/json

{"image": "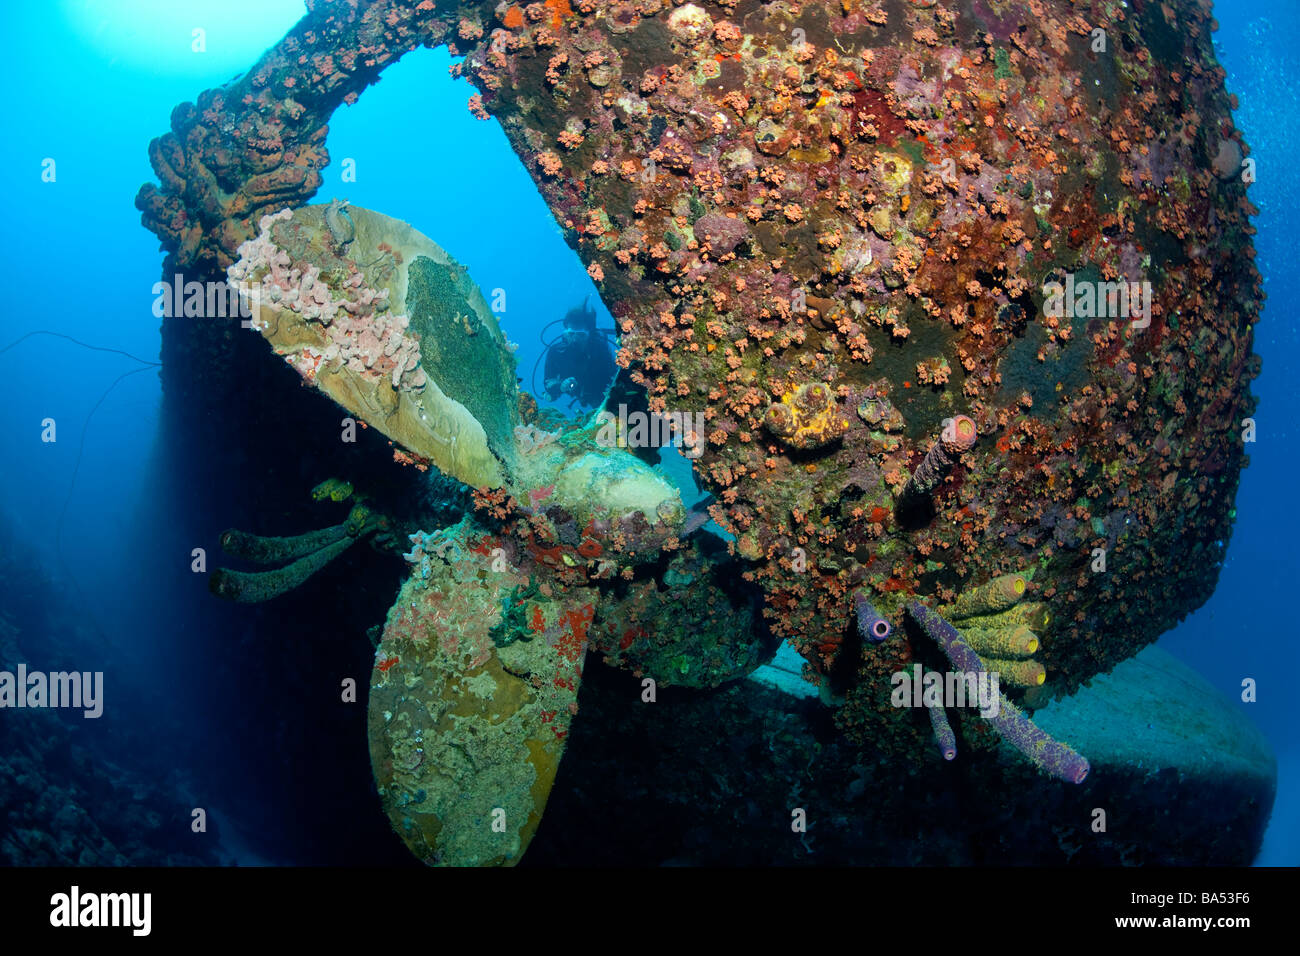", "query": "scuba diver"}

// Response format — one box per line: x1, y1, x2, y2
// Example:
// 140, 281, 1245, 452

533, 297, 618, 409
